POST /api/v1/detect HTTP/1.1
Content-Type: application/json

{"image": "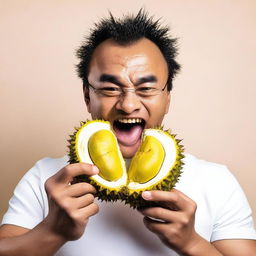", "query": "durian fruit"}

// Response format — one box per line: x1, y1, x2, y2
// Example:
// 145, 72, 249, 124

68, 120, 184, 208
